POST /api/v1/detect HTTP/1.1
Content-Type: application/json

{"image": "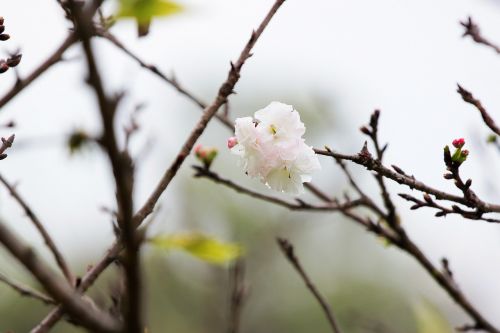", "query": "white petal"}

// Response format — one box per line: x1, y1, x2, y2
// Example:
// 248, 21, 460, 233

265, 167, 304, 195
